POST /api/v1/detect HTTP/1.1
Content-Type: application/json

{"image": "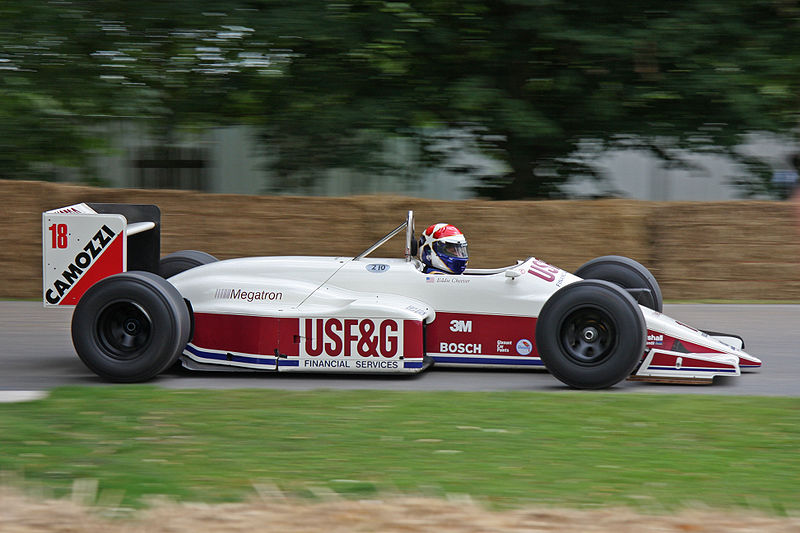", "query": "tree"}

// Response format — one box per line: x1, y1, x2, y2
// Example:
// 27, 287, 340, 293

1, 1, 799, 197
0, 2, 285, 180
